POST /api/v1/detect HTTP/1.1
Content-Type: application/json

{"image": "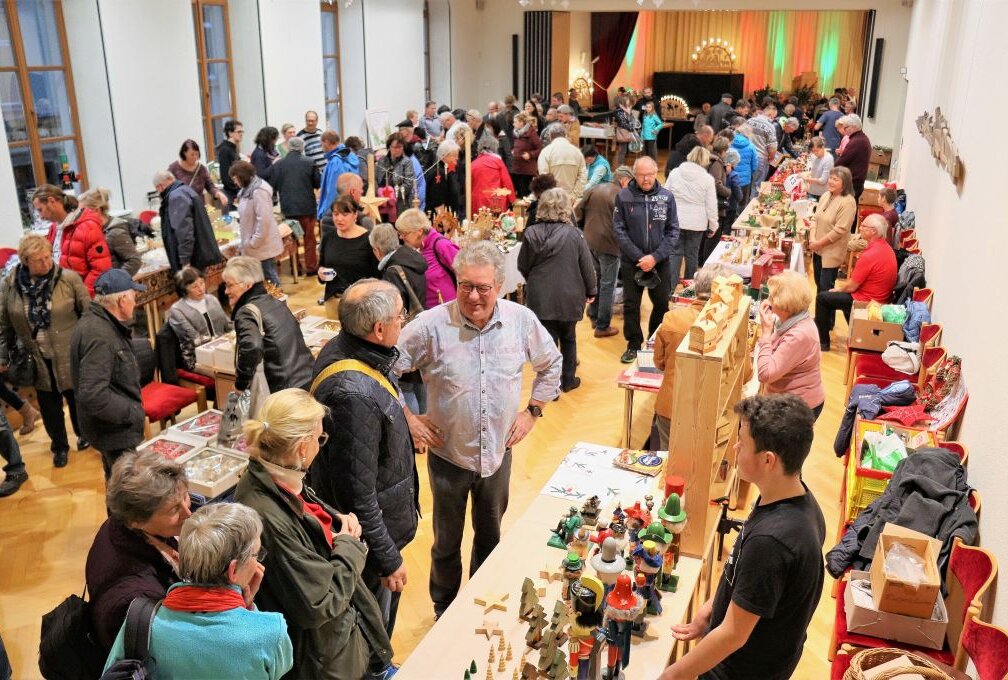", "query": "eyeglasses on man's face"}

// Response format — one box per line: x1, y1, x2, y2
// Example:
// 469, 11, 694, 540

458, 281, 494, 295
